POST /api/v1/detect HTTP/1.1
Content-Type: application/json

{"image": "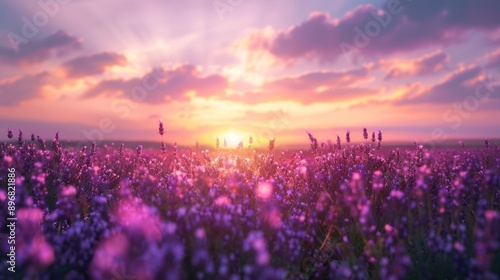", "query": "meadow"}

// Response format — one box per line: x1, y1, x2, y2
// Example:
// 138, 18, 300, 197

0, 127, 499, 280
